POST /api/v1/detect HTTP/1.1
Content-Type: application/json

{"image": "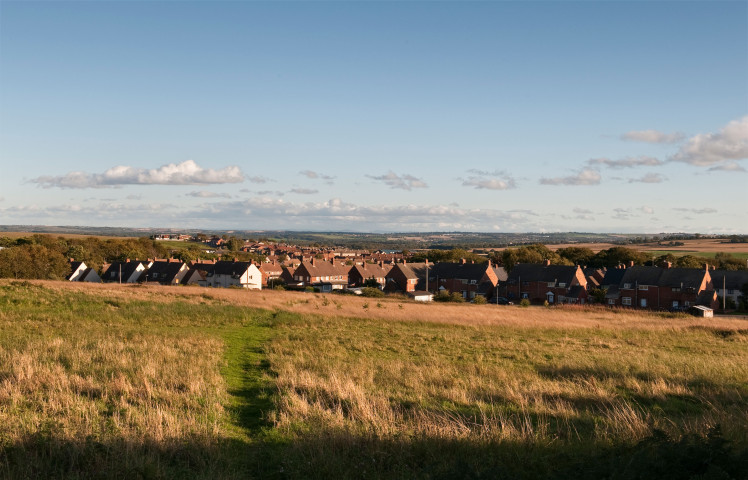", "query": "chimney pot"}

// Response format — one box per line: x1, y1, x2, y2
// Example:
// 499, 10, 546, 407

628, 261, 635, 267
544, 259, 551, 266
461, 258, 467, 265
